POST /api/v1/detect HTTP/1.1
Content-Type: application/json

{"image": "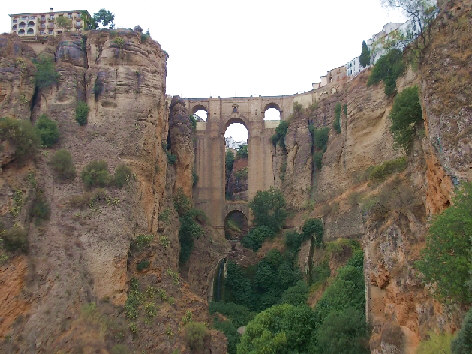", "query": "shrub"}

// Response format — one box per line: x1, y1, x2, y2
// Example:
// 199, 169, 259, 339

2, 226, 28, 253
237, 304, 317, 354
50, 149, 76, 180
225, 150, 235, 175
136, 259, 150, 271
316, 307, 369, 353
34, 54, 60, 89
35, 114, 59, 147
285, 231, 304, 252
30, 191, 50, 222
113, 164, 132, 188
81, 160, 111, 188
213, 319, 239, 354
249, 187, 287, 233
416, 182, 472, 304
389, 86, 422, 152
209, 302, 256, 328
236, 144, 248, 159
280, 280, 309, 306
184, 322, 208, 351
179, 211, 204, 265
333, 103, 342, 133
313, 151, 324, 170
313, 127, 330, 151
68, 189, 108, 209
452, 308, 472, 353
368, 49, 405, 96
130, 234, 154, 252
366, 157, 407, 182
242, 226, 274, 251
302, 218, 324, 246
0, 117, 40, 161
75, 101, 90, 126
271, 120, 289, 148
415, 332, 454, 354
173, 189, 192, 216
112, 37, 125, 49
